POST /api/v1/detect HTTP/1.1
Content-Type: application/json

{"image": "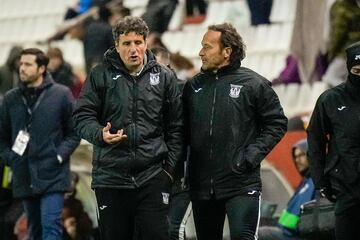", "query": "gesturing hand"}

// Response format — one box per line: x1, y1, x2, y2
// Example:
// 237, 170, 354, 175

102, 122, 127, 144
